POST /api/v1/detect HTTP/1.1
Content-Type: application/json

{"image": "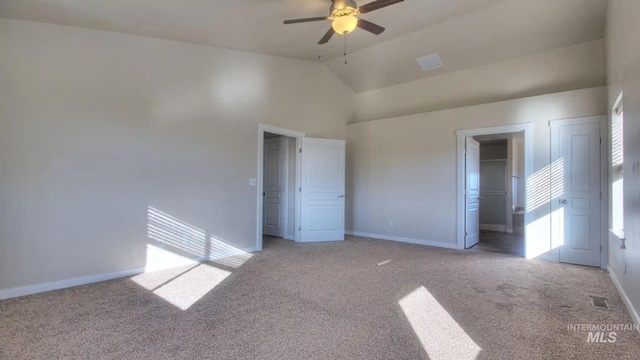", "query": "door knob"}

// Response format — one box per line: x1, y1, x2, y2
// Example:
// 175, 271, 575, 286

559, 199, 568, 205
338, 194, 345, 198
